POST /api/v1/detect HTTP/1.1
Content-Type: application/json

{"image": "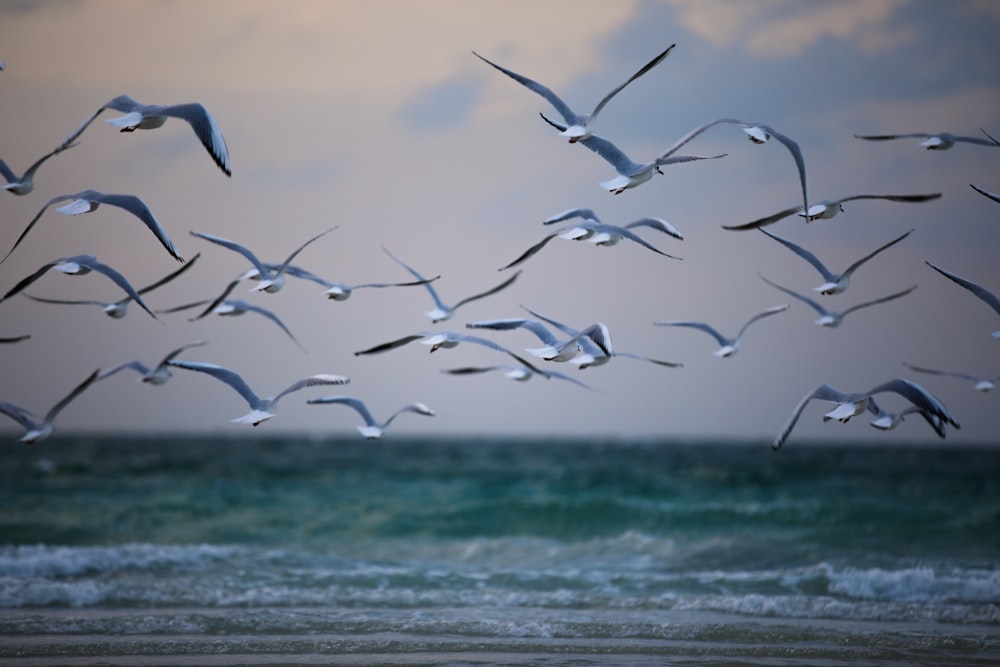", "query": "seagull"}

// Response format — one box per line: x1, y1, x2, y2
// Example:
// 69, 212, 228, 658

925, 260, 1000, 339
758, 228, 914, 295
166, 359, 349, 426
2, 189, 183, 264
190, 227, 335, 293
255, 262, 440, 301
543, 207, 684, 240
155, 279, 305, 351
862, 398, 946, 438
1, 254, 158, 320
21, 253, 201, 319
853, 132, 1000, 150
440, 357, 600, 391
307, 395, 435, 439
473, 45, 674, 143
759, 274, 916, 328
654, 304, 789, 357
353, 330, 527, 359
60, 94, 231, 175
1, 142, 78, 196
382, 246, 520, 323
772, 378, 959, 451
902, 362, 1000, 392
540, 113, 727, 194
970, 183, 1000, 204
499, 219, 681, 270
724, 193, 941, 230
0, 369, 100, 444
466, 315, 613, 363
97, 340, 208, 385
517, 305, 680, 370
